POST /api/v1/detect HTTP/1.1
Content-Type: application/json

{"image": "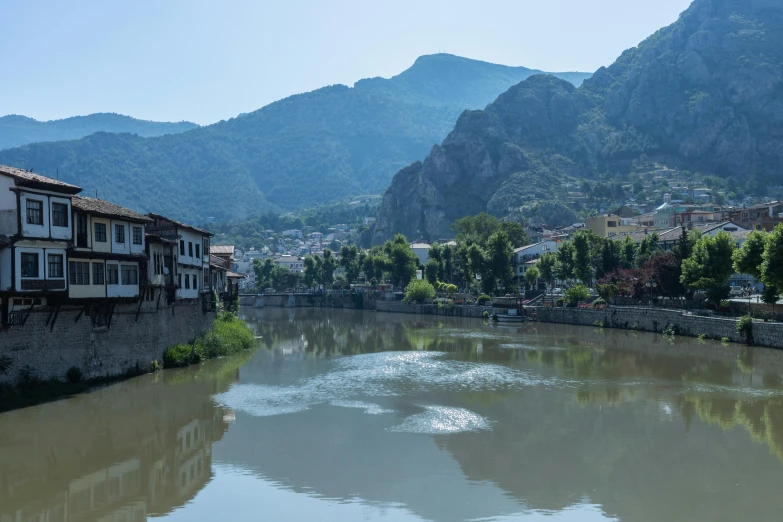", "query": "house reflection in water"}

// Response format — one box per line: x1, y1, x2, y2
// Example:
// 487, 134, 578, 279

0, 364, 236, 522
